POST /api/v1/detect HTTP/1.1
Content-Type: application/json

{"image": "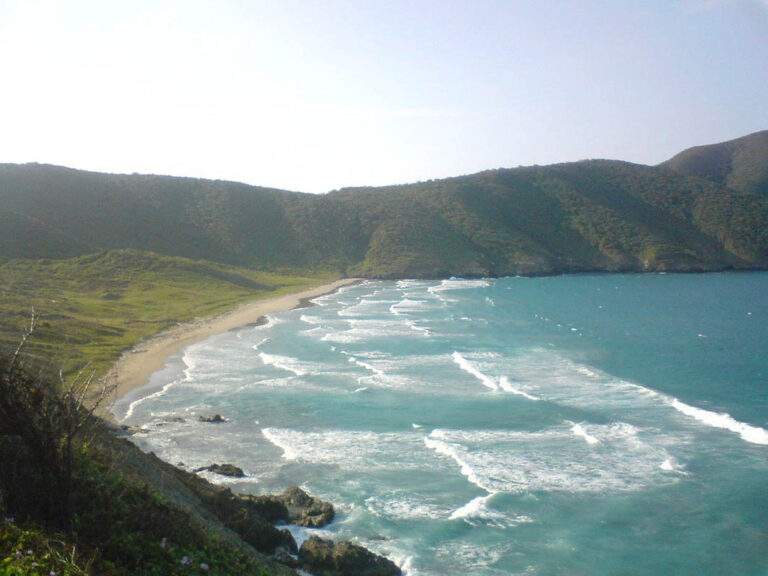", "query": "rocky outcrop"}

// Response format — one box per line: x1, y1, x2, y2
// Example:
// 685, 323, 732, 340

199, 414, 227, 423
102, 424, 397, 573
299, 536, 402, 576
167, 468, 297, 554
193, 463, 245, 478
245, 486, 335, 527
